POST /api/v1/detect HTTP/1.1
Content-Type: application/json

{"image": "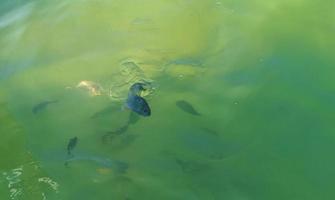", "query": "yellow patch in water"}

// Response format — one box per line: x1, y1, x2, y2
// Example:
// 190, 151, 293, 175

96, 167, 112, 175
76, 80, 103, 96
